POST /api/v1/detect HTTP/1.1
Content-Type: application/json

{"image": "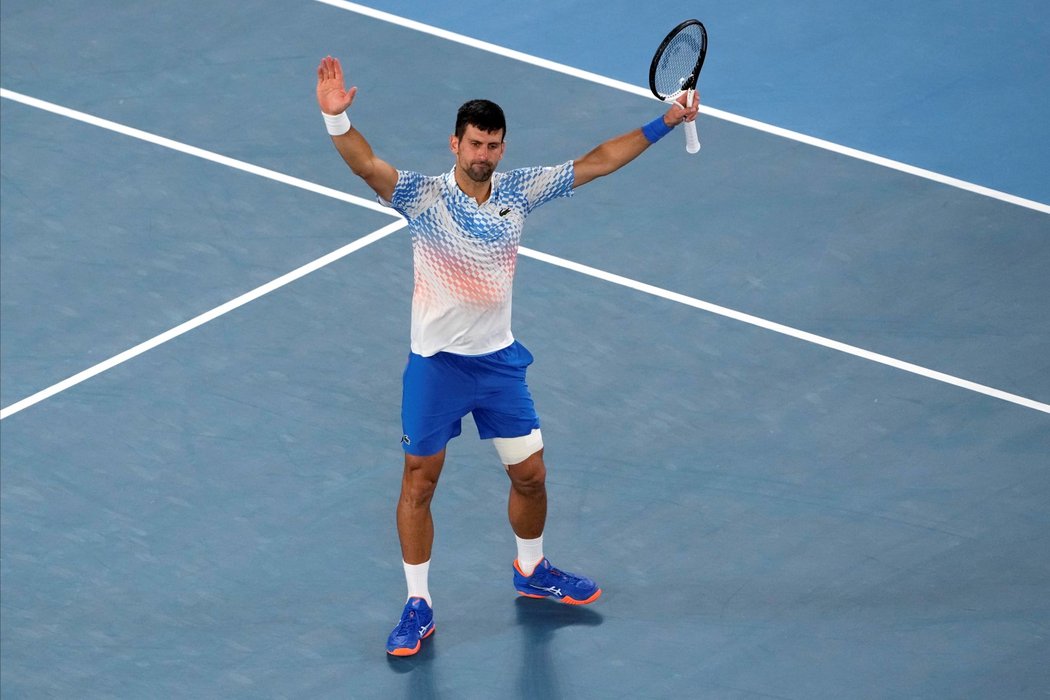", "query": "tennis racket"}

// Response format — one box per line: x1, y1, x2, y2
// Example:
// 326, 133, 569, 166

648, 19, 707, 154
